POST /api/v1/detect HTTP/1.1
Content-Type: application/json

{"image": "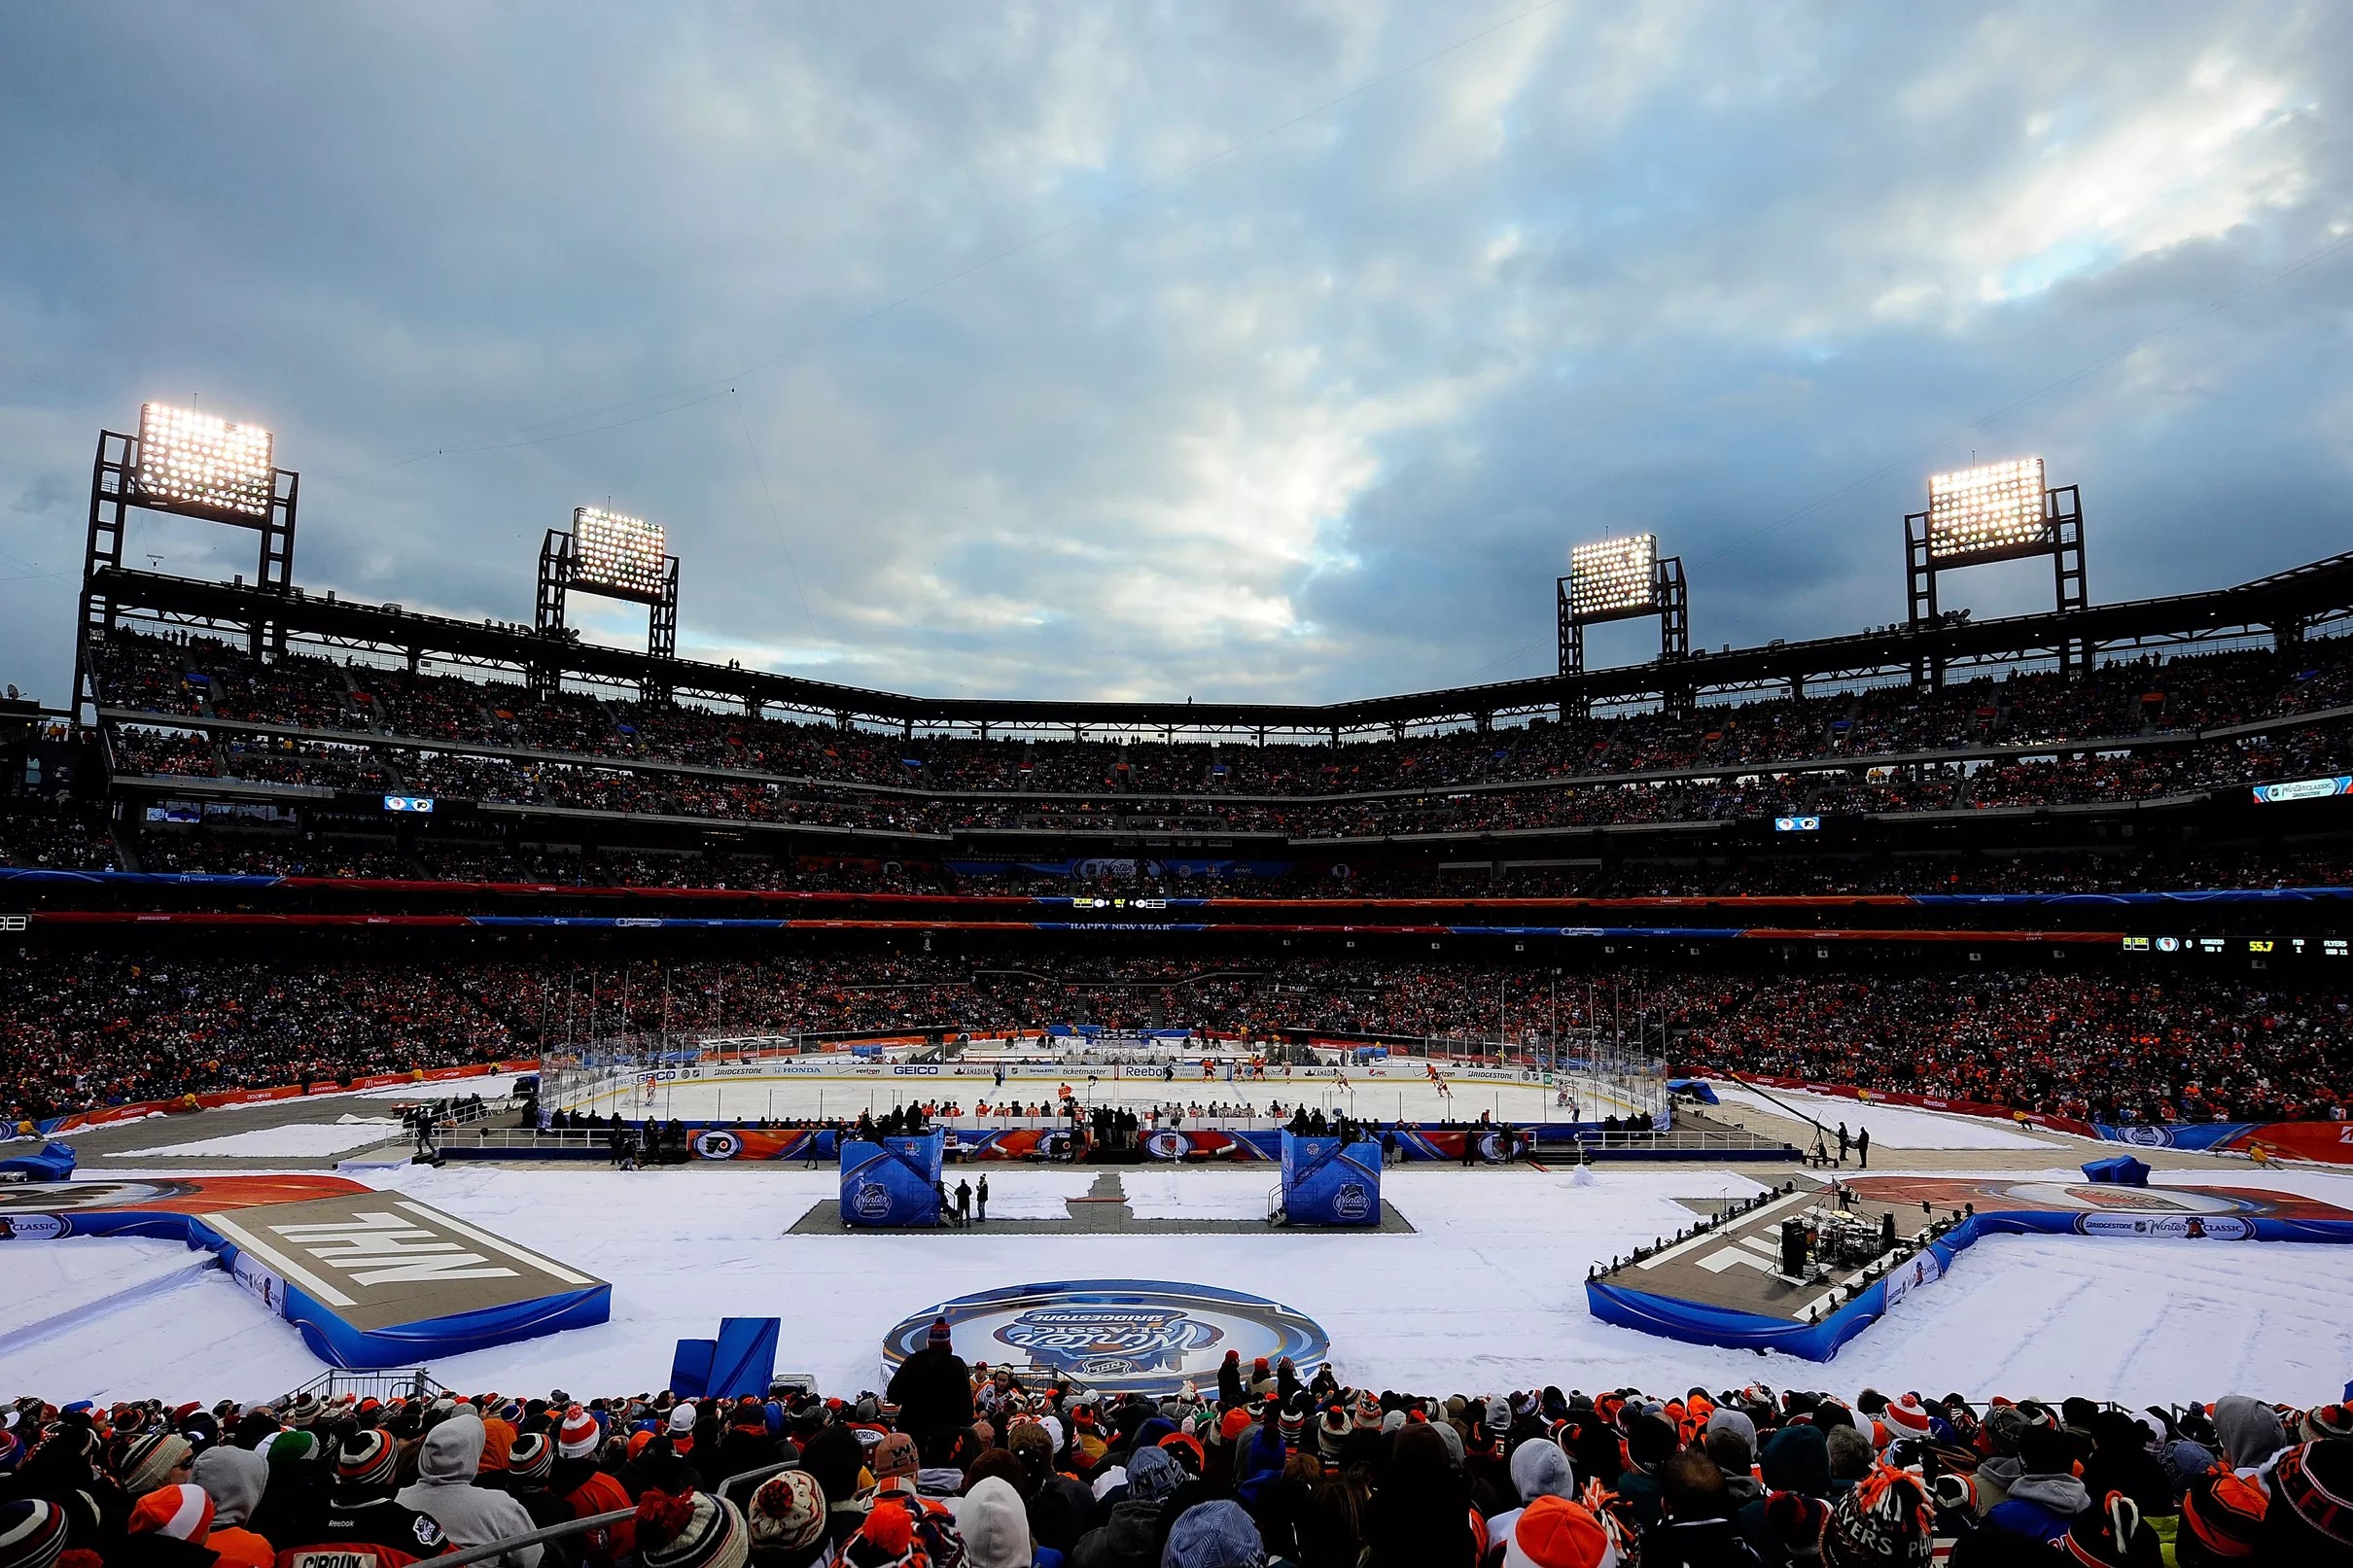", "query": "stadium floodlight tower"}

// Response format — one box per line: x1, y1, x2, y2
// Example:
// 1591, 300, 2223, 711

74, 403, 299, 725
1557, 533, 1688, 718
1905, 457, 2086, 687
534, 505, 681, 699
